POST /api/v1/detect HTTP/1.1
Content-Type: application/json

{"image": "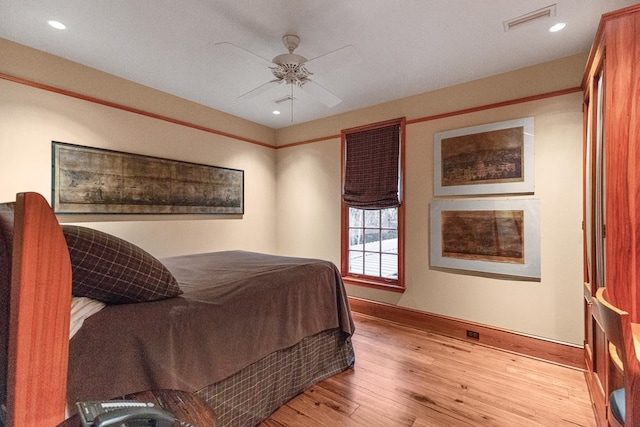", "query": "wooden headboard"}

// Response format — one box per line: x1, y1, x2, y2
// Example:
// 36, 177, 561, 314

1, 192, 71, 426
